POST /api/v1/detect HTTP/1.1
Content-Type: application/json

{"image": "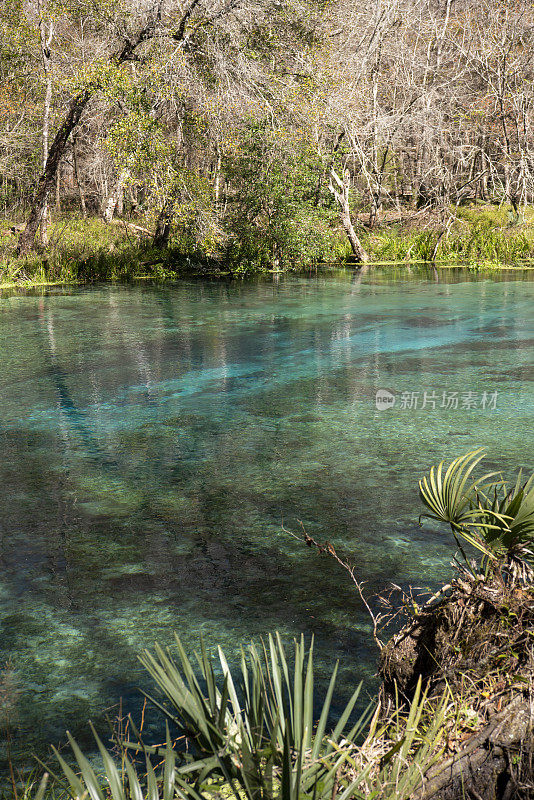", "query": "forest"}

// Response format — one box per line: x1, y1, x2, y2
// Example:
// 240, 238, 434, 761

2, 0, 534, 279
